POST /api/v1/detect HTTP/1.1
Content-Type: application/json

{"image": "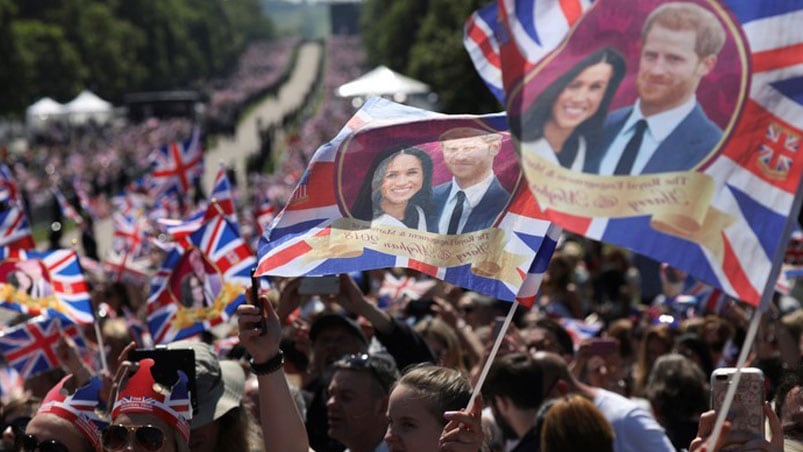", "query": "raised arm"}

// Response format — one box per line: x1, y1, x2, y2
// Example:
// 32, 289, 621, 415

238, 287, 310, 452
